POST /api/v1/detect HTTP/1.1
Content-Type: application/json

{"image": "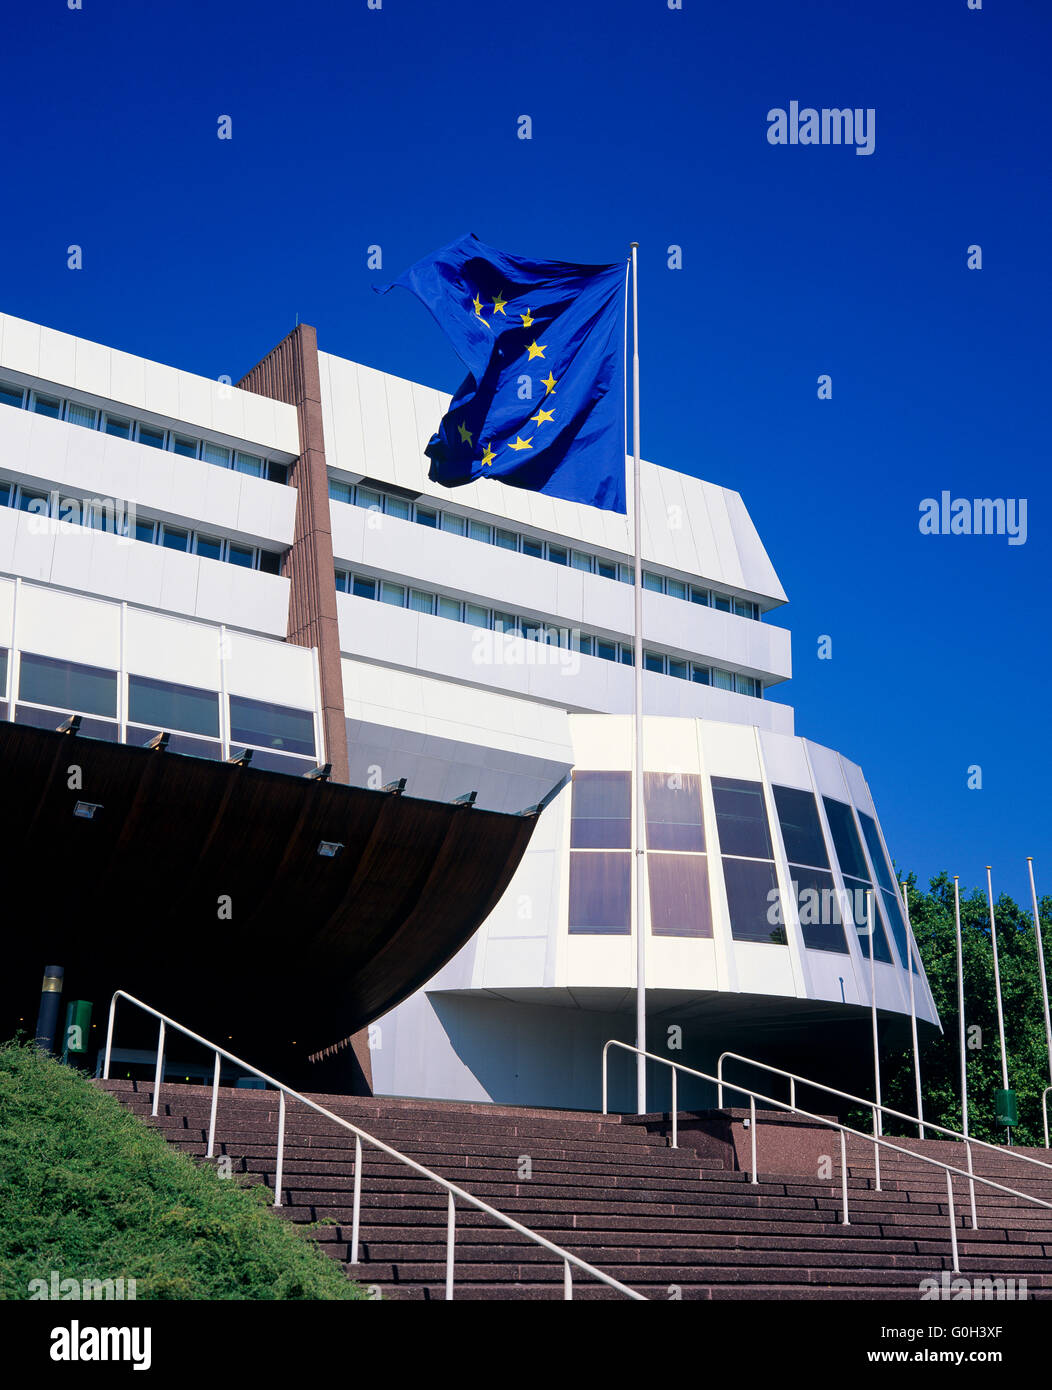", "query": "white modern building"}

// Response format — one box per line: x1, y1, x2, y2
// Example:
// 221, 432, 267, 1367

0, 310, 939, 1110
